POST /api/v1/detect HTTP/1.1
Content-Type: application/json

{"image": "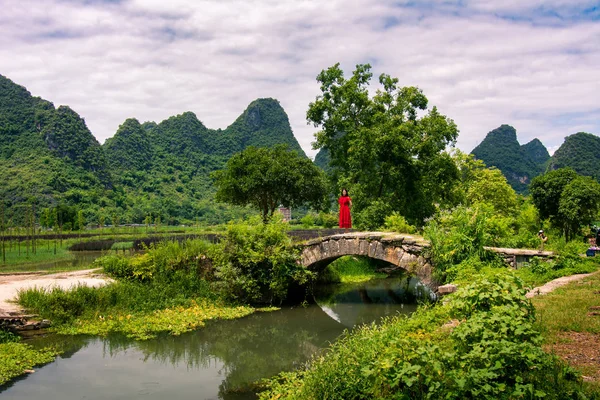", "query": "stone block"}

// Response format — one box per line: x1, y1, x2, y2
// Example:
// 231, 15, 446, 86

437, 284, 457, 295
359, 240, 368, 255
